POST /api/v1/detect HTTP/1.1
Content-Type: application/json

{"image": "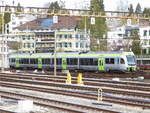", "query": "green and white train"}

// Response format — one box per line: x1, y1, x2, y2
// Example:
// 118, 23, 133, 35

9, 51, 137, 72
